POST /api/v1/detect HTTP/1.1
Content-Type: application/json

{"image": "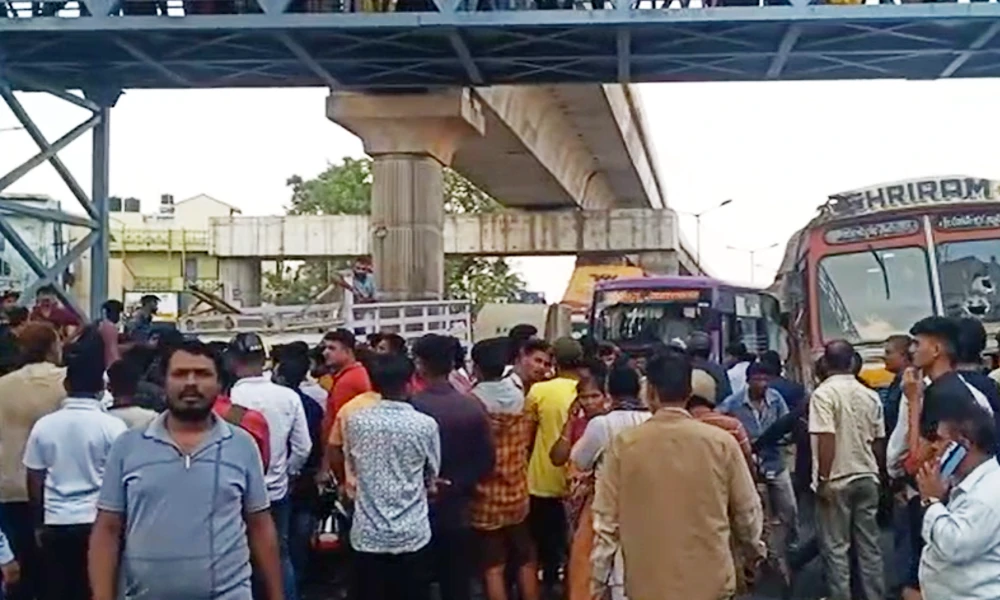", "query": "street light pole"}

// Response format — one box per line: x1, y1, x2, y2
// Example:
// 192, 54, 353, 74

680, 198, 733, 269
728, 242, 779, 284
